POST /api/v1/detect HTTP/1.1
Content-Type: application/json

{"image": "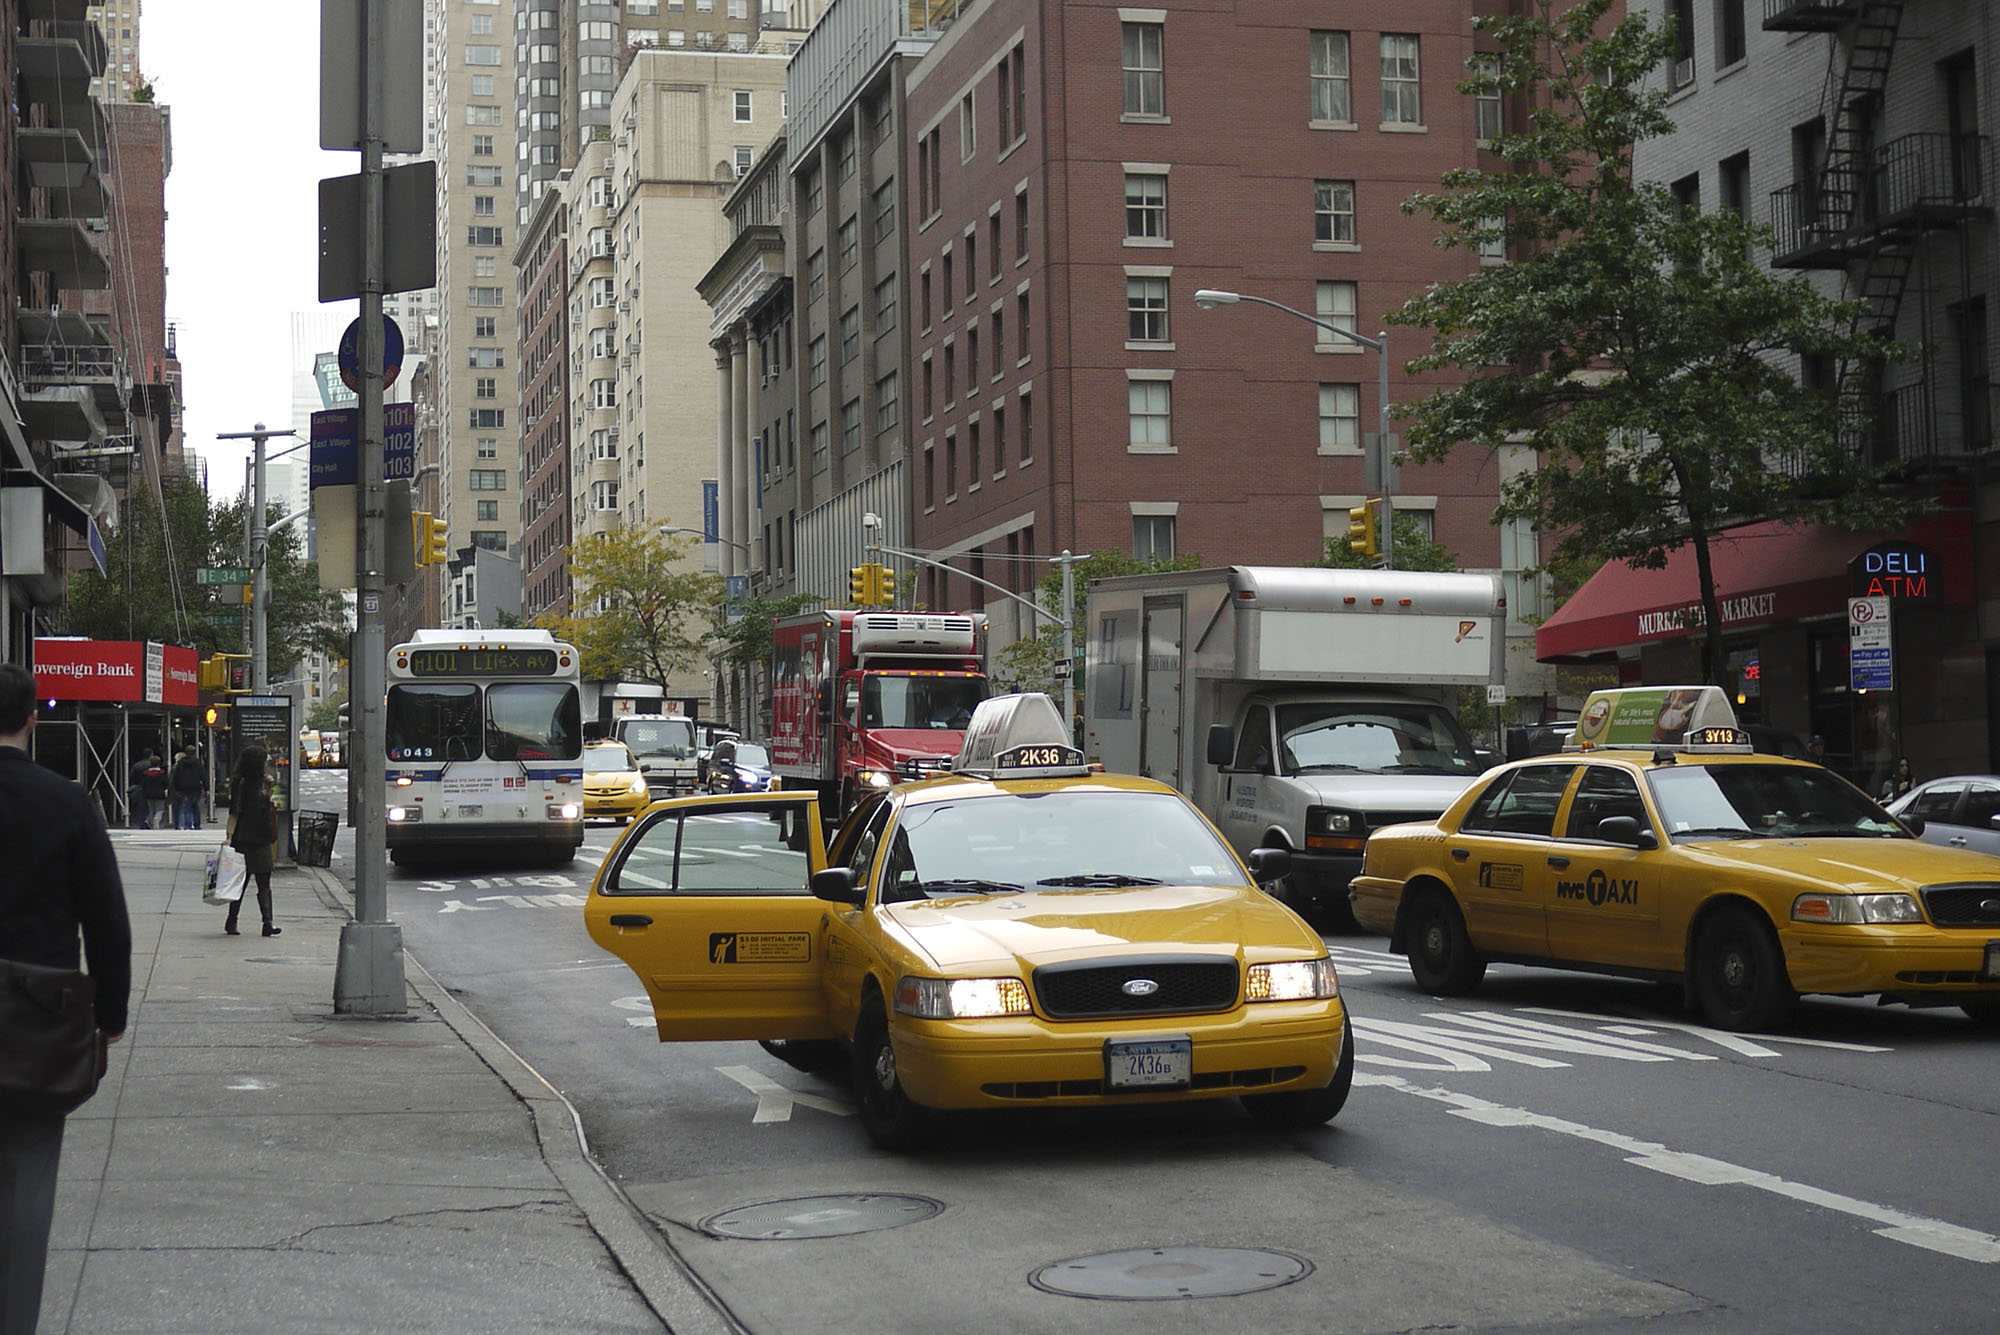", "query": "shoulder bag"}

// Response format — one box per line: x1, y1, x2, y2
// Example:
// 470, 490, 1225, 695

0, 957, 109, 1118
